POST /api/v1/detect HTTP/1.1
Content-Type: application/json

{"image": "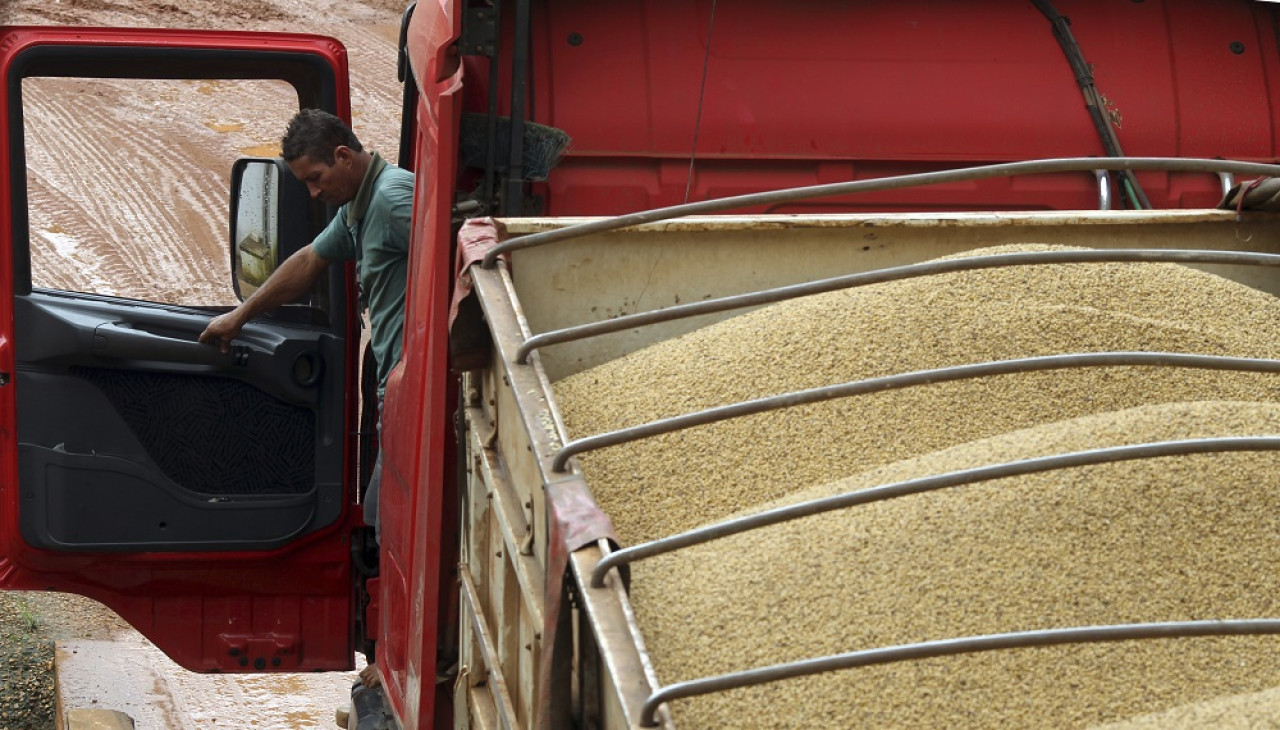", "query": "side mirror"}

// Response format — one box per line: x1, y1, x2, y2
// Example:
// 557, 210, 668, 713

228, 158, 312, 301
